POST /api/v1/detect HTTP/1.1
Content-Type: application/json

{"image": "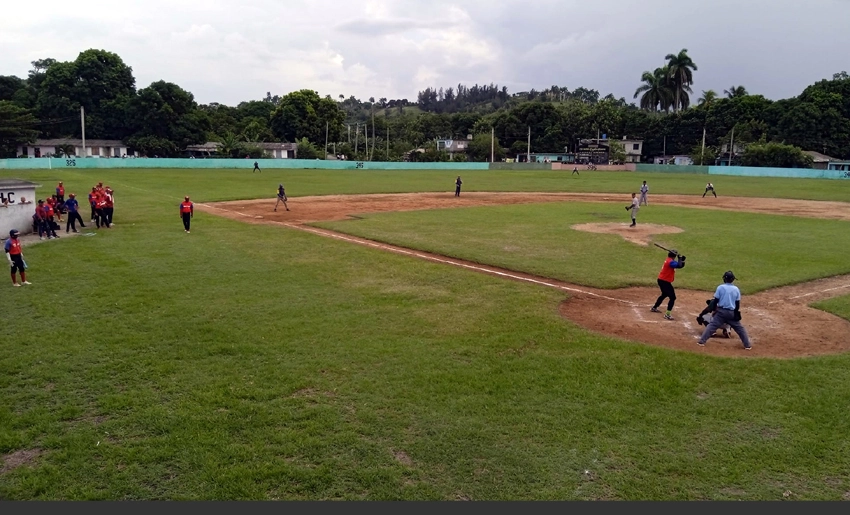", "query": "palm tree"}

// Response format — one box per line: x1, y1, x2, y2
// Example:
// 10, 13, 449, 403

724, 85, 748, 99
698, 90, 718, 108
634, 67, 674, 112
665, 49, 698, 112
